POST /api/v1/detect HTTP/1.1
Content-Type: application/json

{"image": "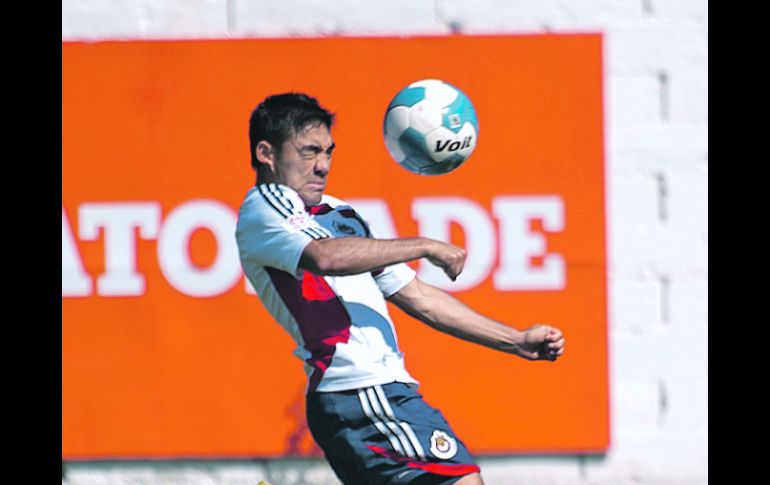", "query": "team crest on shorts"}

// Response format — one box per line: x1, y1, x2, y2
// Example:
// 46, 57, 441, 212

429, 430, 458, 459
